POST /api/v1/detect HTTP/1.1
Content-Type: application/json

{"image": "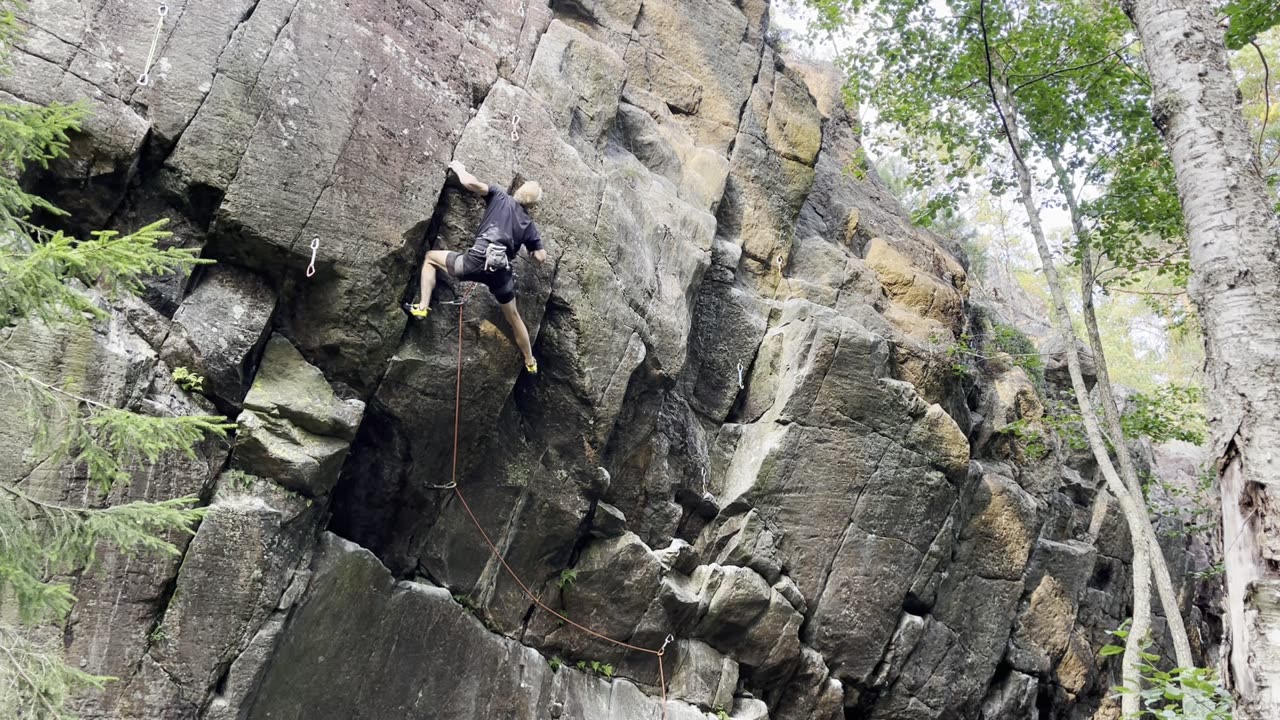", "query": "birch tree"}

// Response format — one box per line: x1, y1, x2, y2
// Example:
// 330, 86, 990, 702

798, 0, 1208, 712
1123, 0, 1280, 716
